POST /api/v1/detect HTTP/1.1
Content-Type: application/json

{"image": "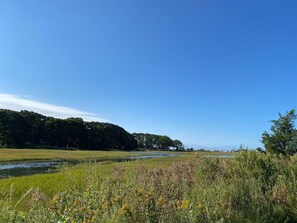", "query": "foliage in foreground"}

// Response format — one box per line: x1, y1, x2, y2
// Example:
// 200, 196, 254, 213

1, 151, 297, 223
